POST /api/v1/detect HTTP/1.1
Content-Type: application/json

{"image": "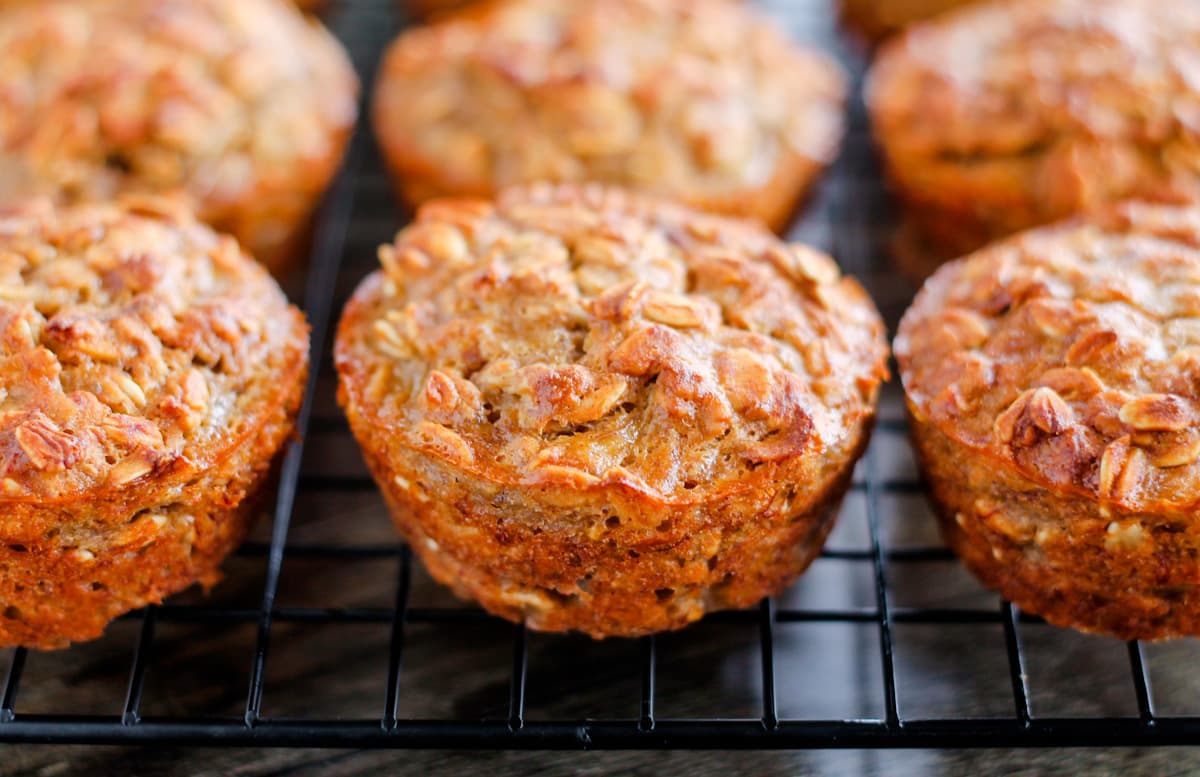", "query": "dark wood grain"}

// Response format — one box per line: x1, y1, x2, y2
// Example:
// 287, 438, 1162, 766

5, 744, 1200, 776
4, 0, 1200, 774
